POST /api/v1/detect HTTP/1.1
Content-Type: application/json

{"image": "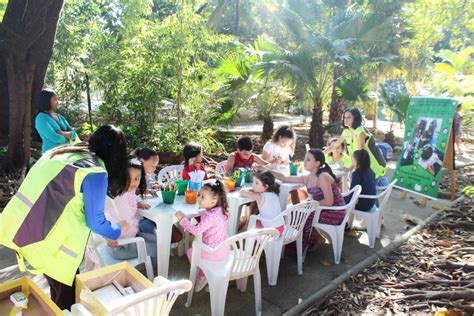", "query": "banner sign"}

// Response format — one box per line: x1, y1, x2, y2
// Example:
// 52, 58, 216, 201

393, 97, 459, 199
